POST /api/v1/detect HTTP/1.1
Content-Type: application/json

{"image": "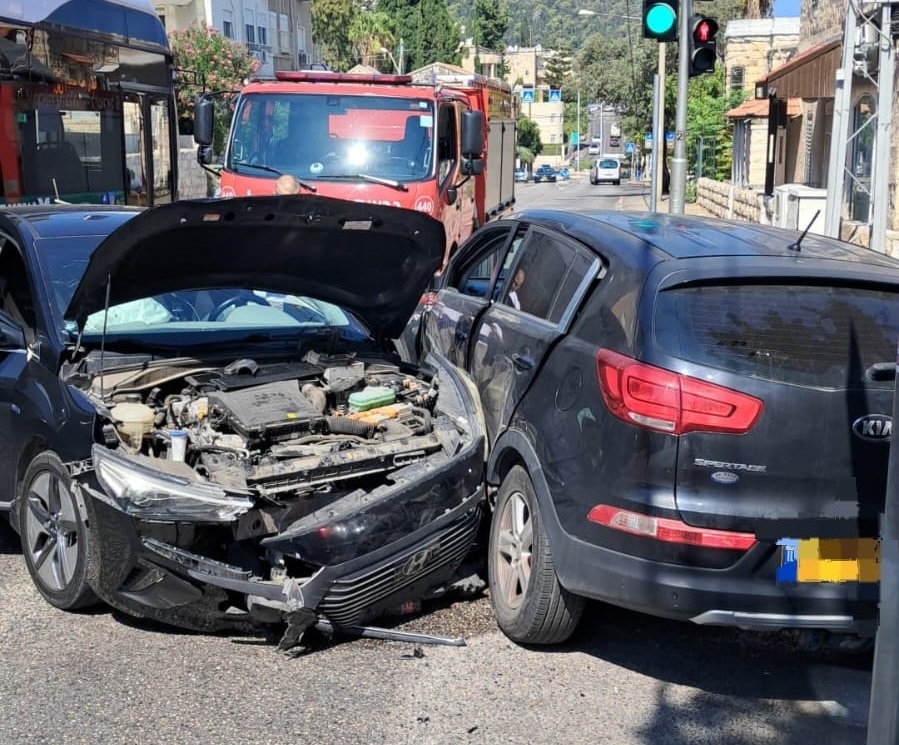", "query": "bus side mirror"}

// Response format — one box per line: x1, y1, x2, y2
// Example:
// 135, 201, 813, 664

194, 96, 214, 147
460, 110, 485, 176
